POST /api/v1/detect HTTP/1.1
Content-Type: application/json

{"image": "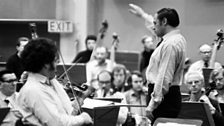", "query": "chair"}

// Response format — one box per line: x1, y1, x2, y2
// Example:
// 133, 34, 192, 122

153, 117, 203, 126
